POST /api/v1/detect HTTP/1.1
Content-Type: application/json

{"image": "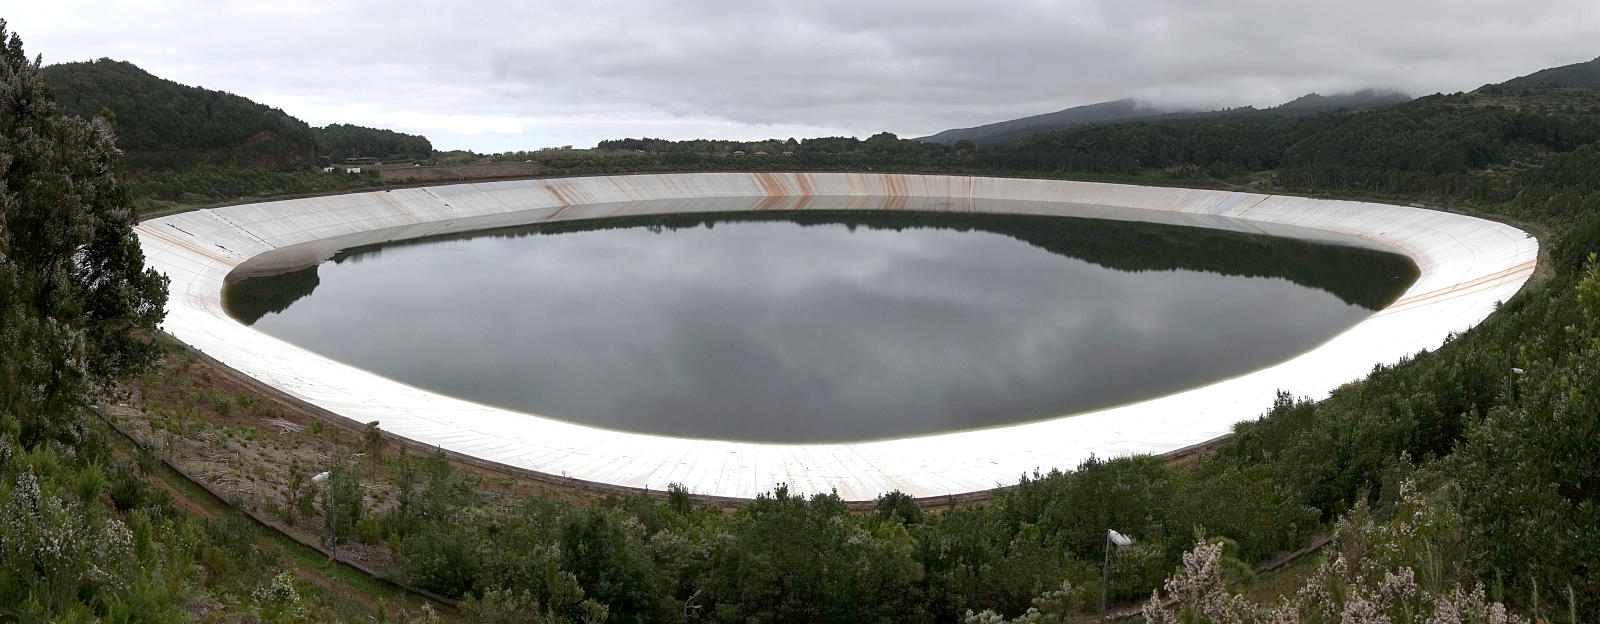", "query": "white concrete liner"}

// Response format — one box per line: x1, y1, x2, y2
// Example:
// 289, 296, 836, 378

137, 173, 1538, 501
